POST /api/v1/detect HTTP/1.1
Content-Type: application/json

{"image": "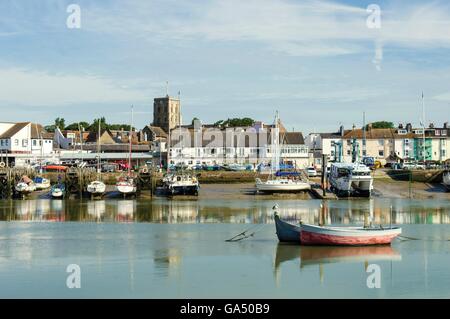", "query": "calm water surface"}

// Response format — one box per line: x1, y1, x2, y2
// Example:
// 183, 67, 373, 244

0, 198, 450, 298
